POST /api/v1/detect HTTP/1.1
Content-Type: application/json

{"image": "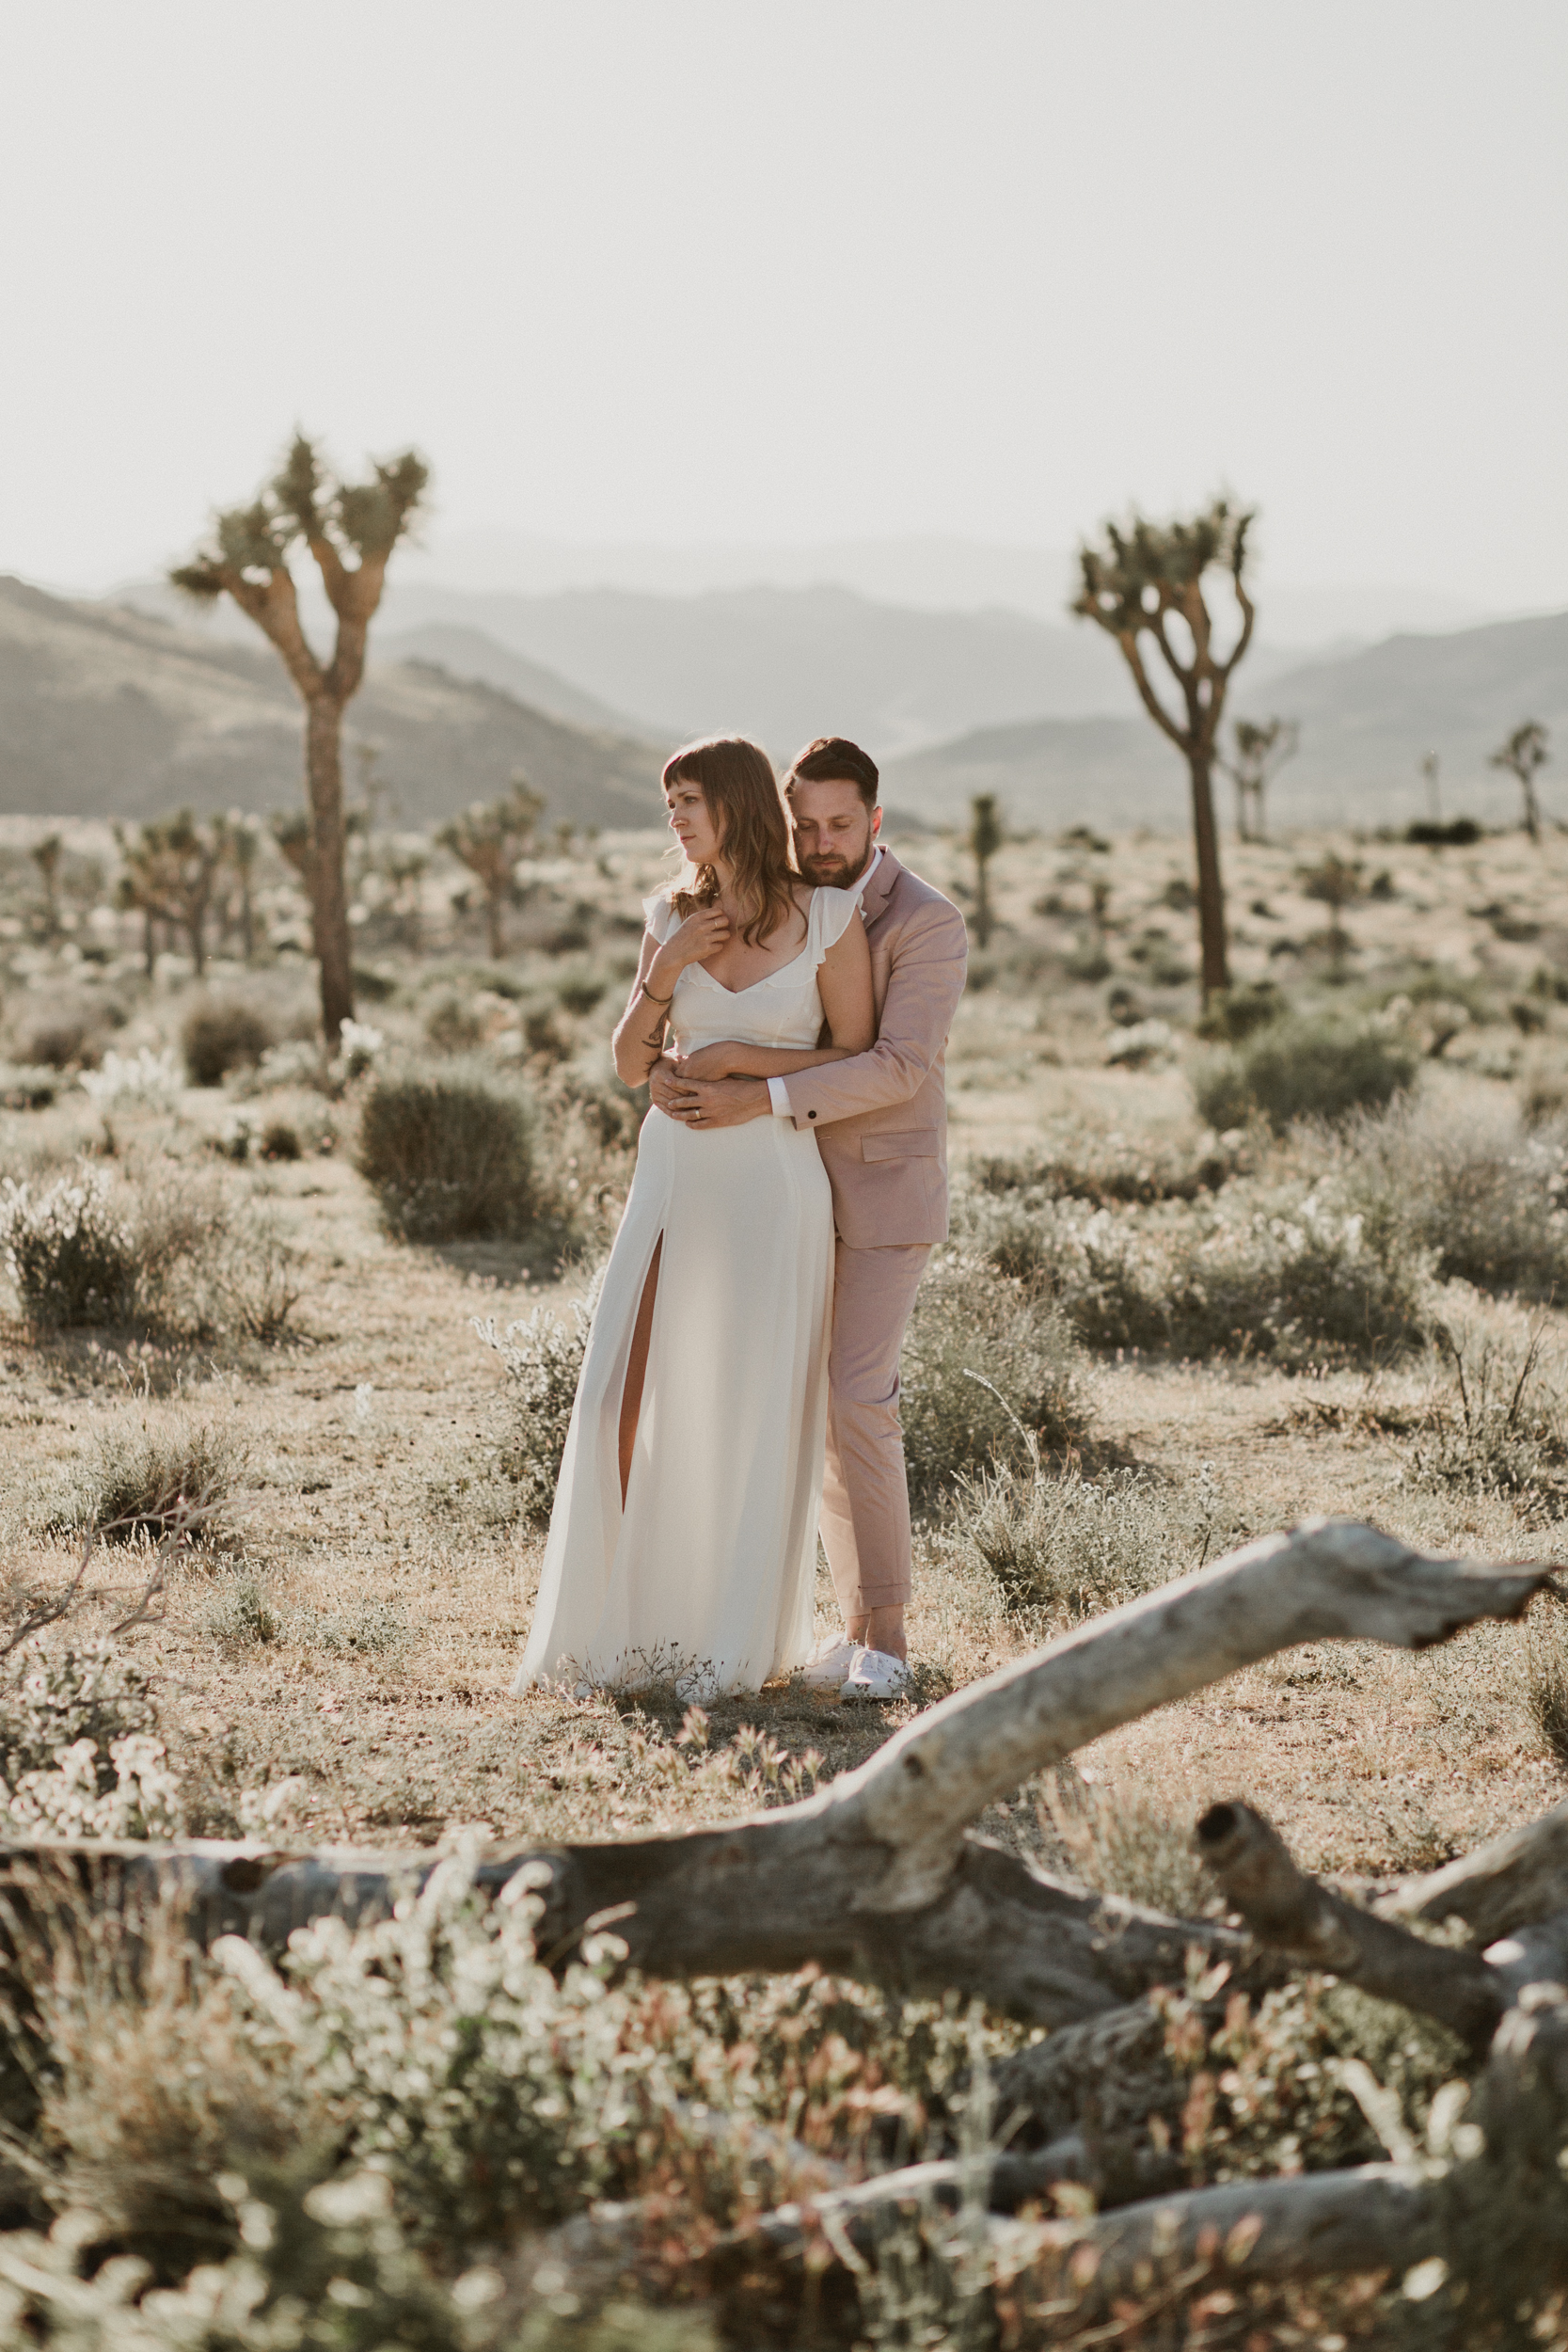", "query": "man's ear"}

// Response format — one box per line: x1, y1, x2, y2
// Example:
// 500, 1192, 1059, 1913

870, 805, 883, 839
